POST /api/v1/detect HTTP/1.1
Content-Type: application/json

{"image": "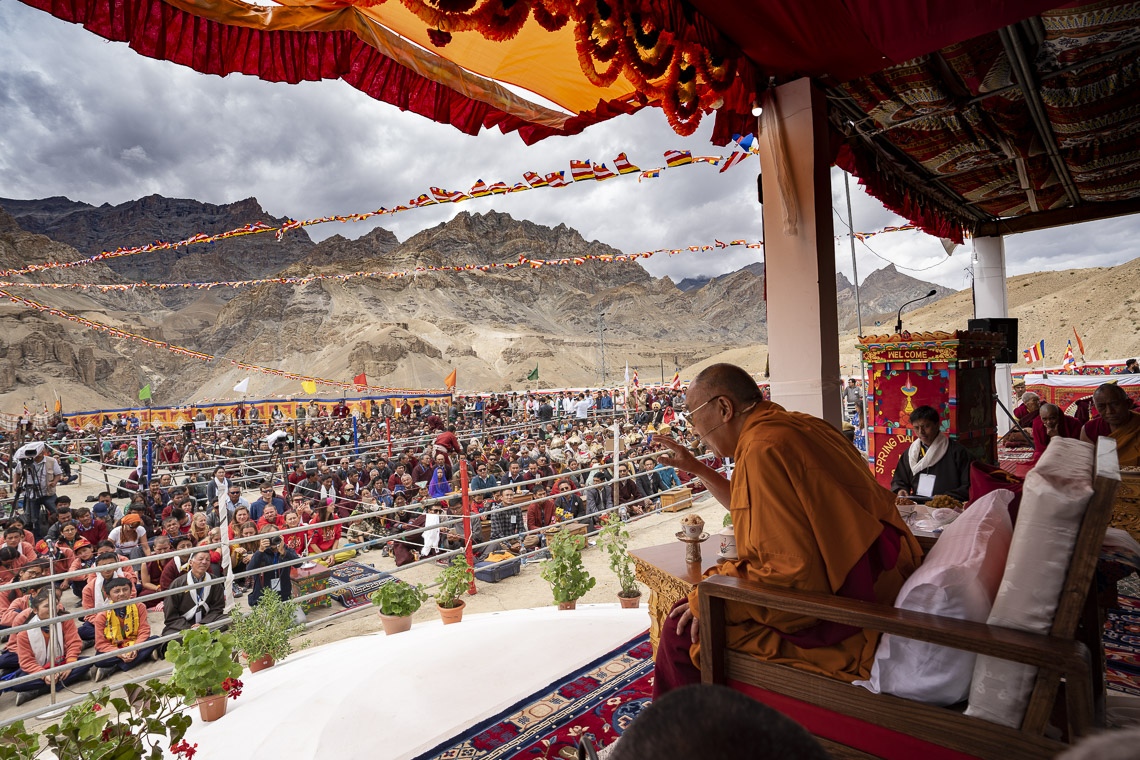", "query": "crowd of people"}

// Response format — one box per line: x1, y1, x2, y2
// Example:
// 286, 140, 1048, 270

0, 385, 723, 706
